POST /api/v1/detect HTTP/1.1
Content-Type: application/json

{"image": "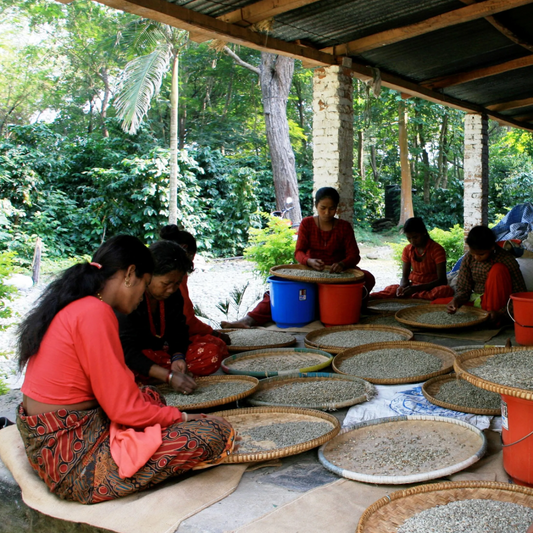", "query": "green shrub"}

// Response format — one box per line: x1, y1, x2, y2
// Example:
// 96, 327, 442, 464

244, 214, 297, 280
0, 251, 17, 325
